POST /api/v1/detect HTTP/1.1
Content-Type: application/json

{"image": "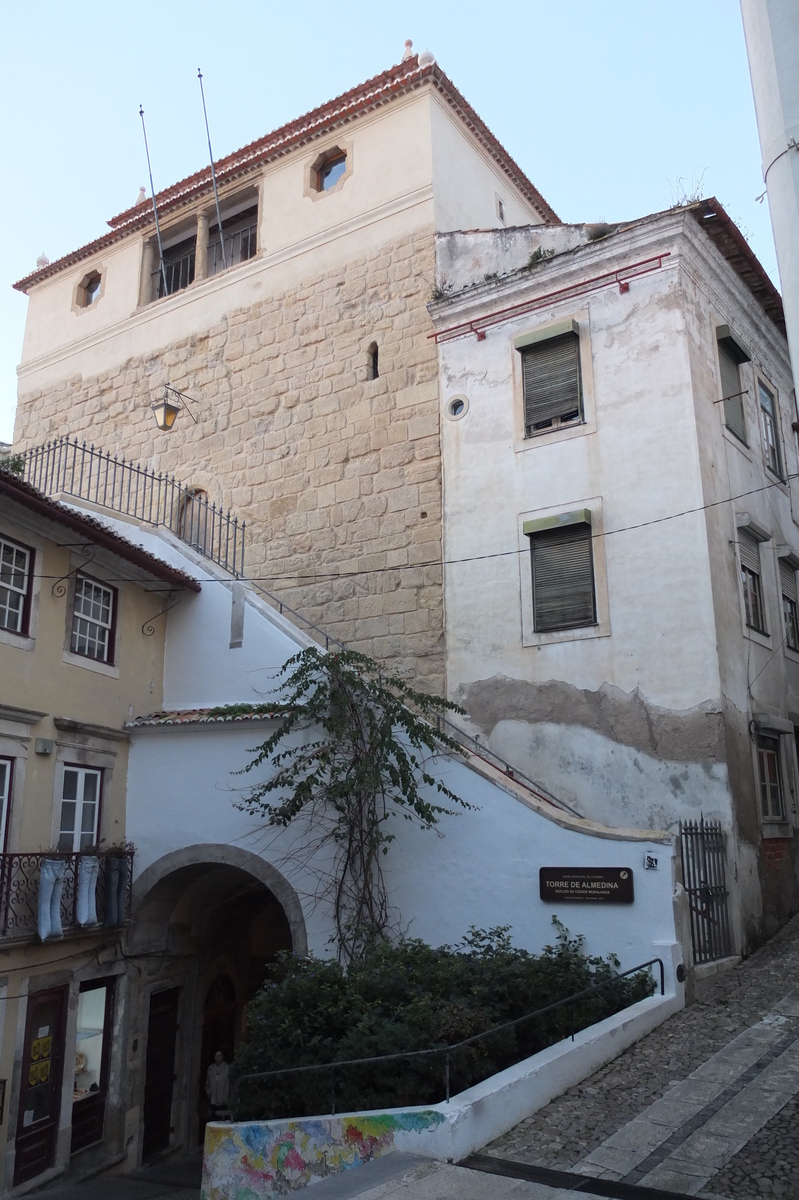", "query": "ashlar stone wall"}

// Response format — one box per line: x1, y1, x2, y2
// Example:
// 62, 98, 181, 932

15, 229, 445, 693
